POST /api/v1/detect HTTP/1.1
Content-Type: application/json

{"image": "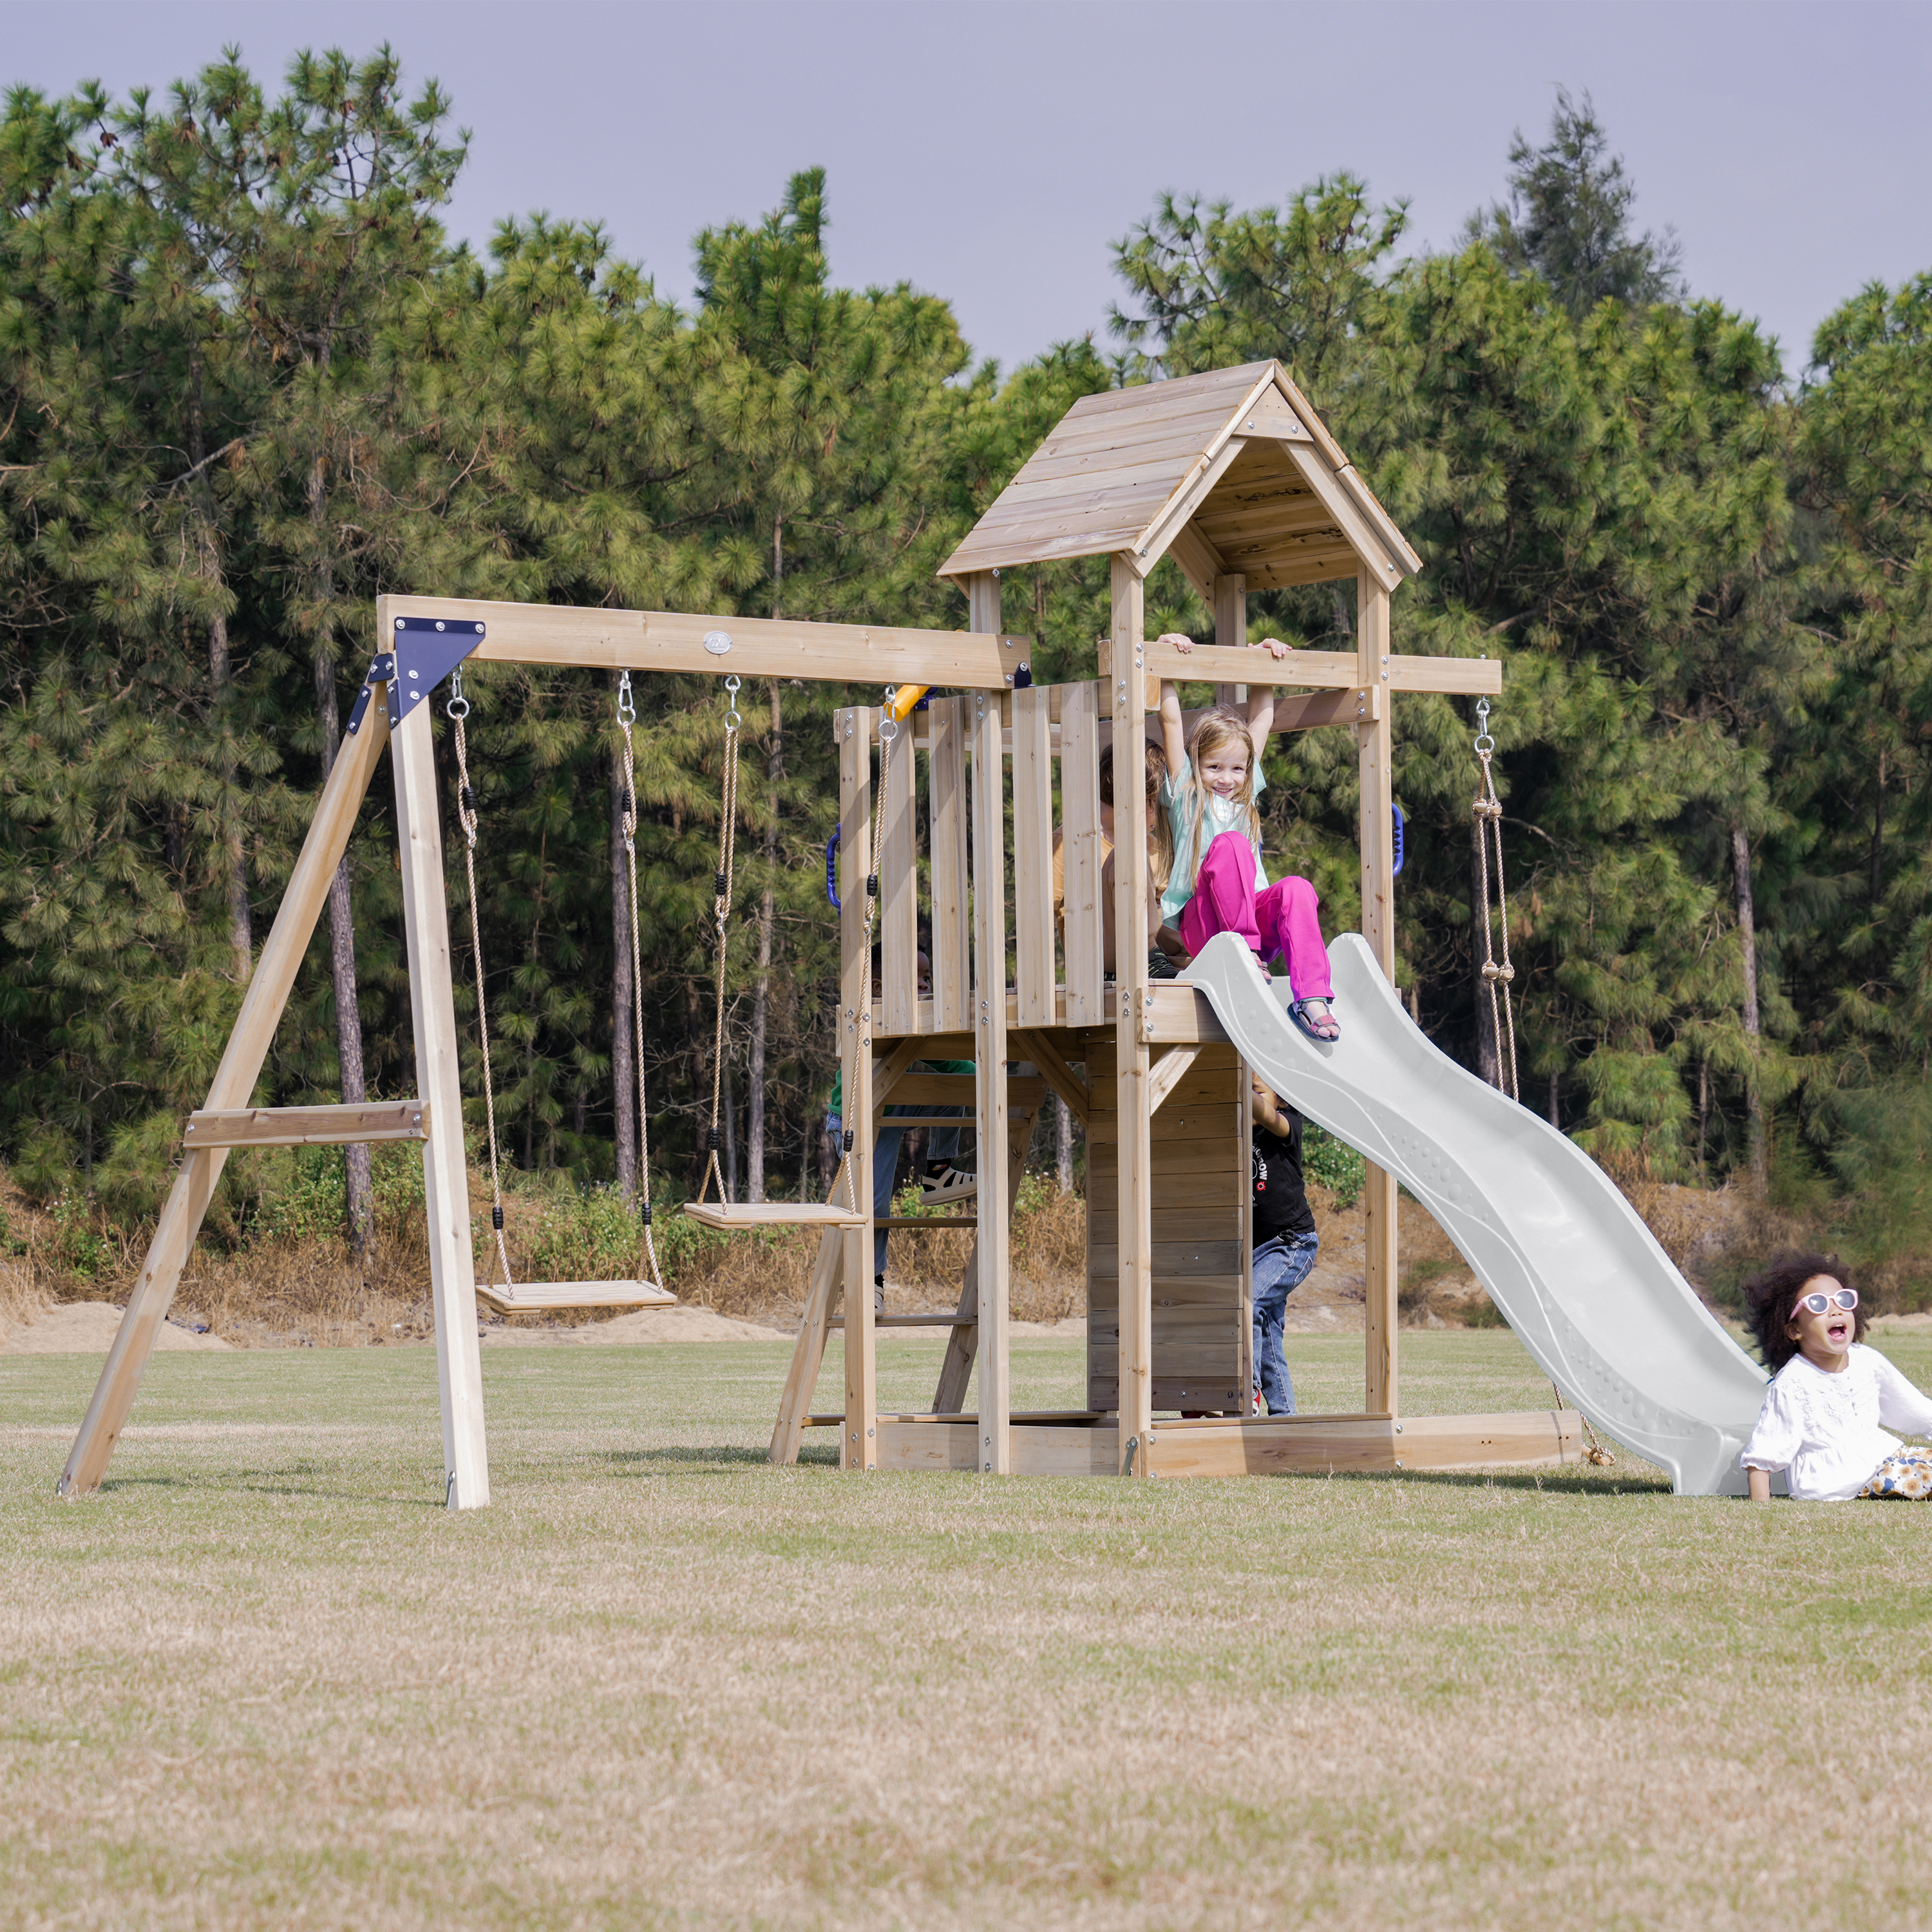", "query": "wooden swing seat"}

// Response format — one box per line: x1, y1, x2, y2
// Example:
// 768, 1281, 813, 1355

681, 1201, 868, 1231
475, 1279, 677, 1314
